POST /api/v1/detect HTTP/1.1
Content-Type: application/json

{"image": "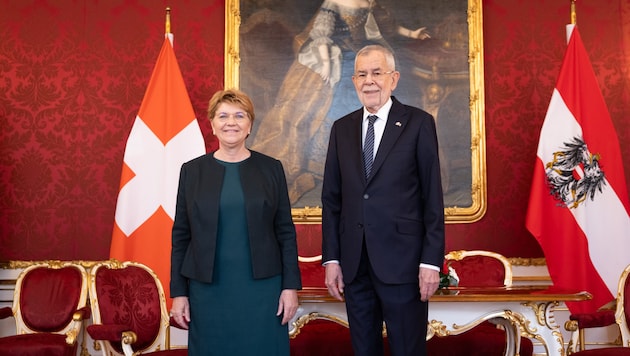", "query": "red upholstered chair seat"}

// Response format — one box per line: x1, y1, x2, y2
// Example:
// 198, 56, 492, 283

427, 322, 533, 356
572, 348, 630, 355
138, 350, 188, 356
0, 333, 73, 356
570, 310, 617, 329
290, 320, 354, 356
290, 319, 392, 356
289, 319, 534, 356
0, 262, 90, 356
